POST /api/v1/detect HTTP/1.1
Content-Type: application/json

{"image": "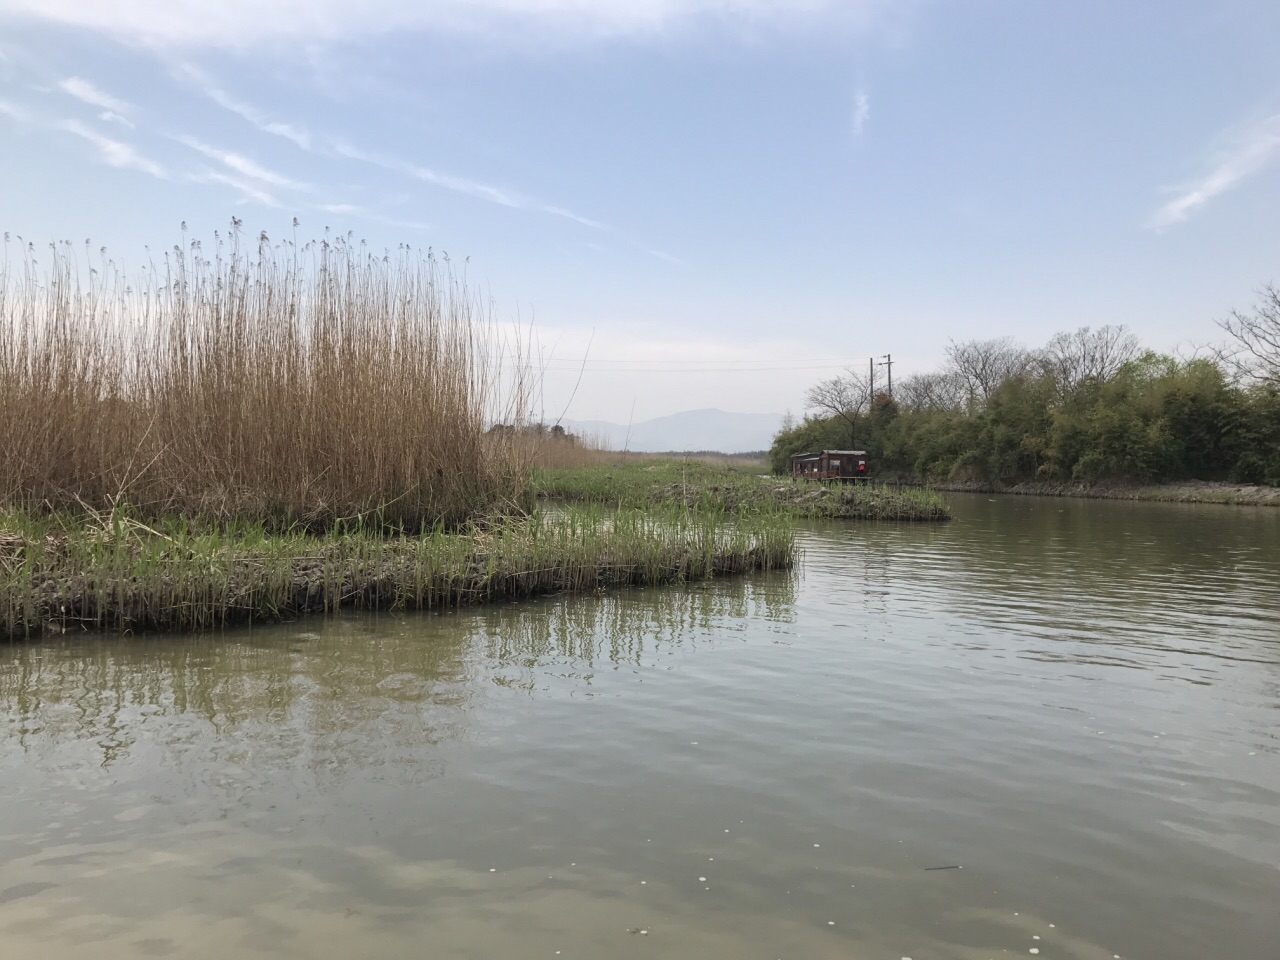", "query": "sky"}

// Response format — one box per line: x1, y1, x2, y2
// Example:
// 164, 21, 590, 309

2, 0, 1279, 424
